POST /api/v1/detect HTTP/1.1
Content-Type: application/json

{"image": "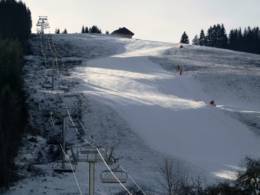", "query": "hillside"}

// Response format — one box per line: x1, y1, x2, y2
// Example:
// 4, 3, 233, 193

5, 34, 260, 195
